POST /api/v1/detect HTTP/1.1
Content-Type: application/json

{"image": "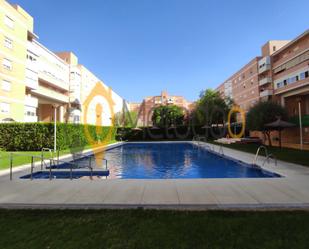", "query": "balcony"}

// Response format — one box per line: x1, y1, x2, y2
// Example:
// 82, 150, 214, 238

258, 56, 271, 74
38, 71, 69, 91
31, 85, 69, 103
25, 95, 38, 108
259, 89, 273, 98
259, 77, 272, 86
25, 68, 38, 90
